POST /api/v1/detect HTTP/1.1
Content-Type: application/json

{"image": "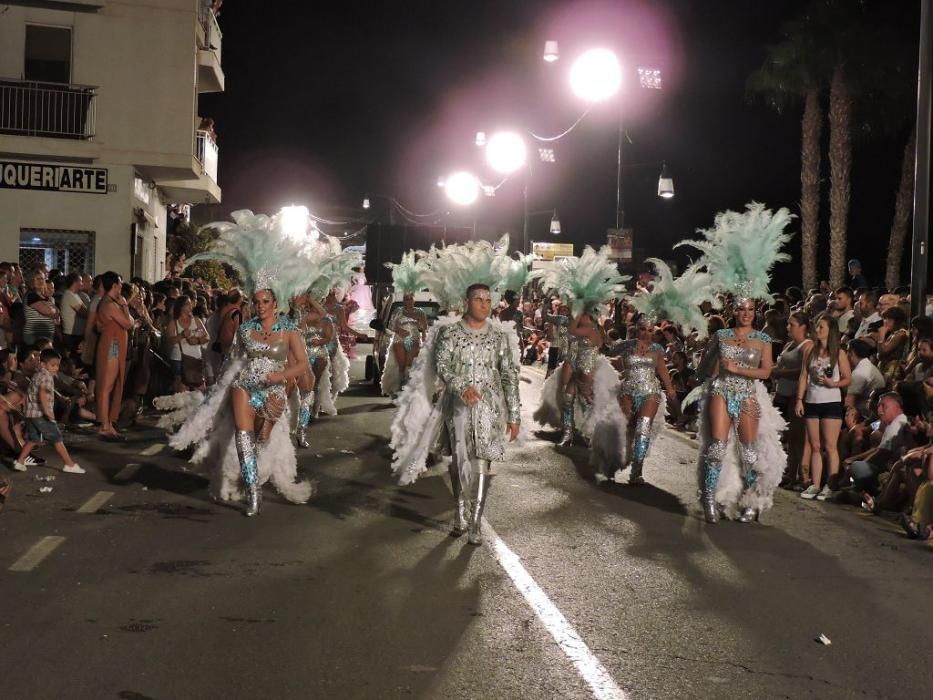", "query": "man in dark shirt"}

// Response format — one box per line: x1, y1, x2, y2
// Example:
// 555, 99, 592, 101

848, 258, 868, 290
